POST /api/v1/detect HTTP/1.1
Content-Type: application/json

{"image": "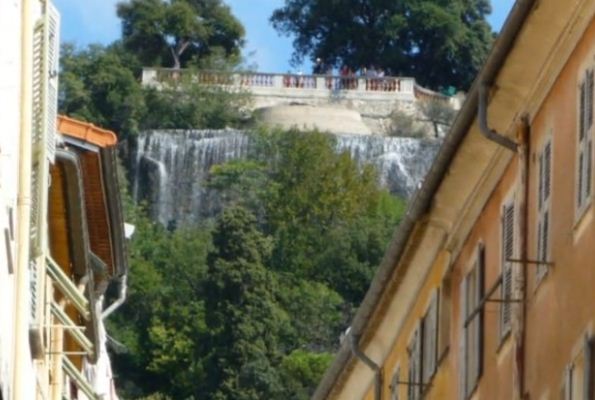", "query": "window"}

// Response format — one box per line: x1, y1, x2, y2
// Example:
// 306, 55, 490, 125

577, 68, 594, 213
501, 202, 515, 337
438, 274, 452, 358
562, 335, 595, 400
537, 140, 552, 280
461, 246, 485, 398
390, 364, 401, 400
408, 325, 422, 400
422, 290, 439, 386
